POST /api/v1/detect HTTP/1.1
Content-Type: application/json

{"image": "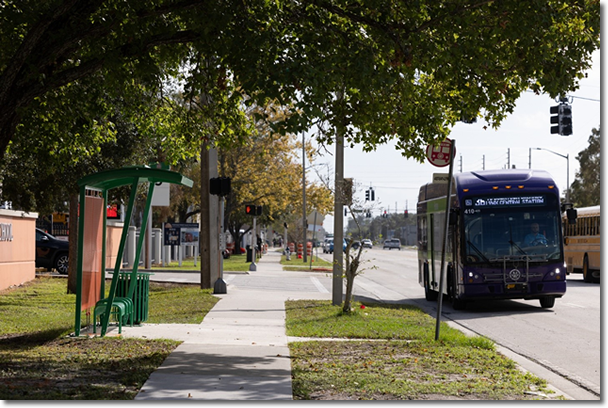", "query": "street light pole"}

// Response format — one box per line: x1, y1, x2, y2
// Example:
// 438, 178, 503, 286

533, 147, 570, 202
332, 131, 344, 306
